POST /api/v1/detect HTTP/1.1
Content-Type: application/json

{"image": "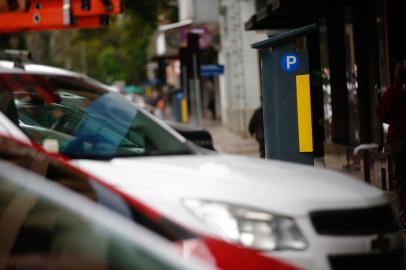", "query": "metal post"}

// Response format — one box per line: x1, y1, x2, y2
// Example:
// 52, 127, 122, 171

193, 54, 203, 127
182, 65, 188, 100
